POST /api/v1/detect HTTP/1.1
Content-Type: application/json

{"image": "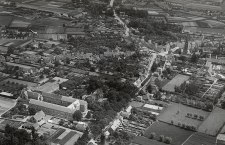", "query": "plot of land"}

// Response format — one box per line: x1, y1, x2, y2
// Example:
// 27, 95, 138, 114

0, 96, 16, 116
158, 103, 210, 128
162, 74, 190, 92
144, 122, 193, 145
131, 136, 167, 145
183, 132, 216, 145
198, 107, 225, 136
